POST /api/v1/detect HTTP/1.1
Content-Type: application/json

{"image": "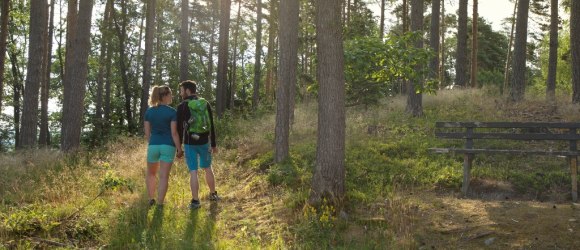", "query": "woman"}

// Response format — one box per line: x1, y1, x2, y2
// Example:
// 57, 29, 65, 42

144, 85, 183, 206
